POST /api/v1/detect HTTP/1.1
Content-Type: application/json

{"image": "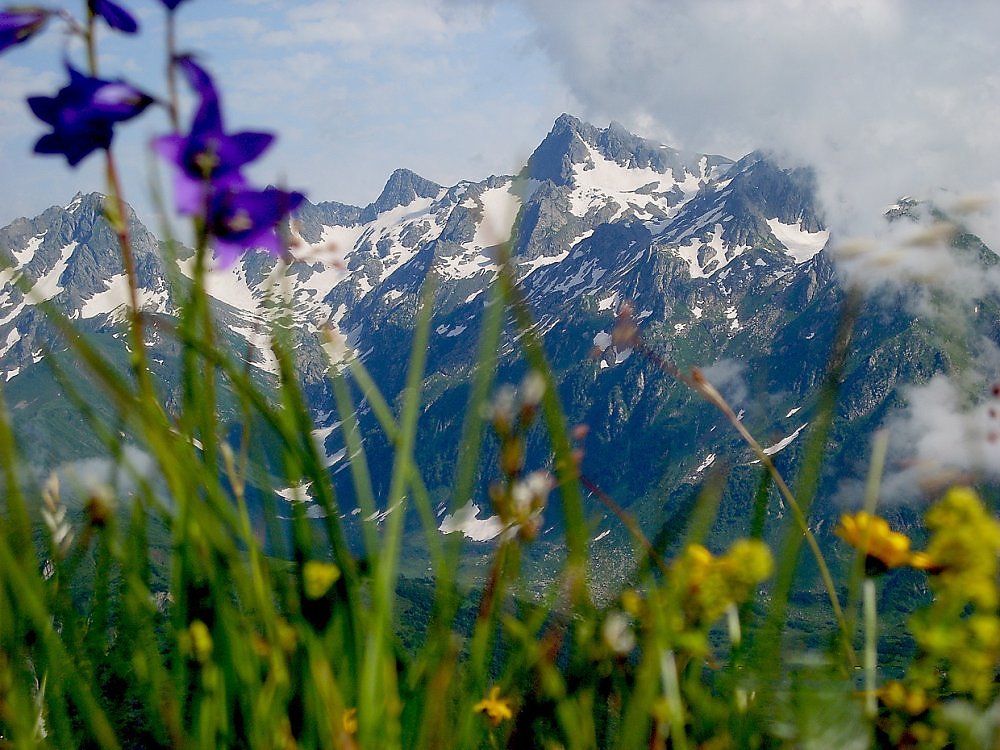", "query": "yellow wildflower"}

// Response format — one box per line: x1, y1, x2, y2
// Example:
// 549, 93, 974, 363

671, 541, 773, 627
835, 511, 914, 570
923, 486, 1000, 579
341, 707, 358, 735
187, 620, 213, 664
620, 588, 644, 618
721, 539, 774, 589
878, 681, 930, 715
302, 560, 341, 599
680, 544, 715, 590
473, 686, 513, 726
277, 619, 298, 653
